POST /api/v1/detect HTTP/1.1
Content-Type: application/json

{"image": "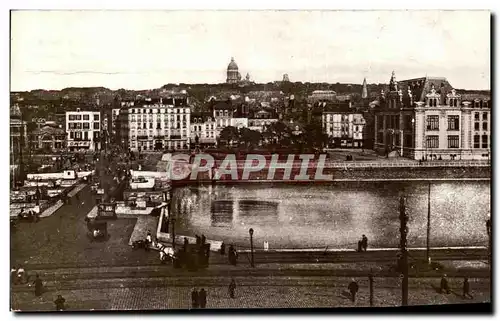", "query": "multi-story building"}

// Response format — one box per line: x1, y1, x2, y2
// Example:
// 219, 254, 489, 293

111, 108, 120, 137
374, 72, 491, 160
10, 104, 27, 164
120, 95, 191, 151
65, 109, 101, 151
248, 108, 279, 133
212, 100, 234, 131
308, 90, 337, 104
190, 112, 217, 148
29, 122, 66, 152
322, 109, 366, 148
